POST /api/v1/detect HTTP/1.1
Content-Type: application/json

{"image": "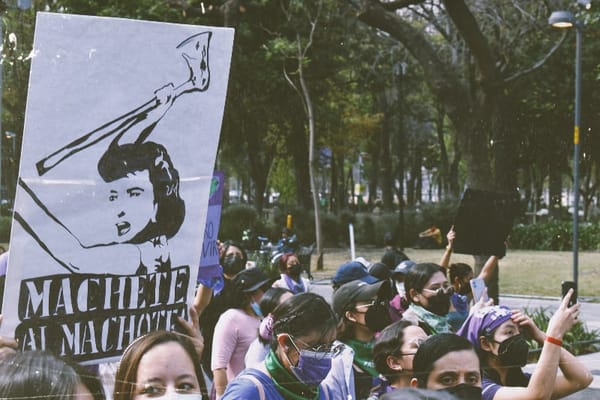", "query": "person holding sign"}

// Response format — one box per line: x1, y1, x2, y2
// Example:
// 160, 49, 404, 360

440, 227, 499, 330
